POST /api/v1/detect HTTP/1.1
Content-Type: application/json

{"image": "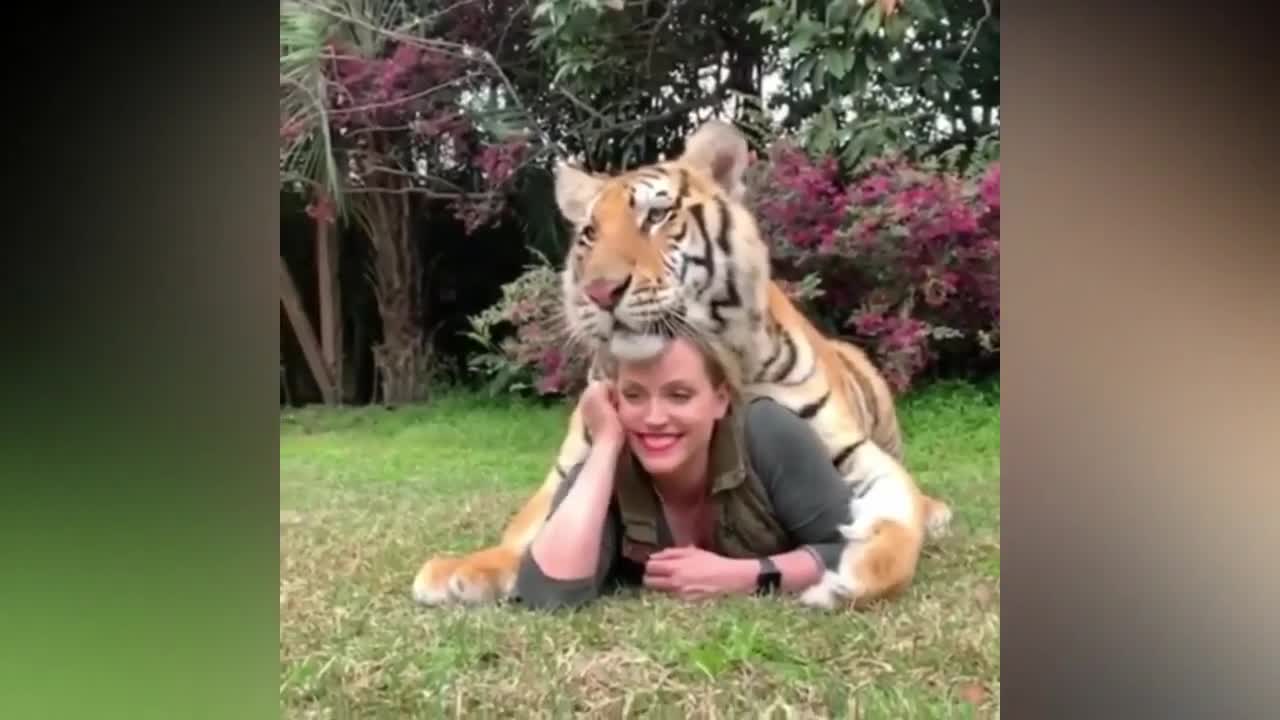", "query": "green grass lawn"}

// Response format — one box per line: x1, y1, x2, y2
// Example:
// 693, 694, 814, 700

280, 380, 1000, 719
